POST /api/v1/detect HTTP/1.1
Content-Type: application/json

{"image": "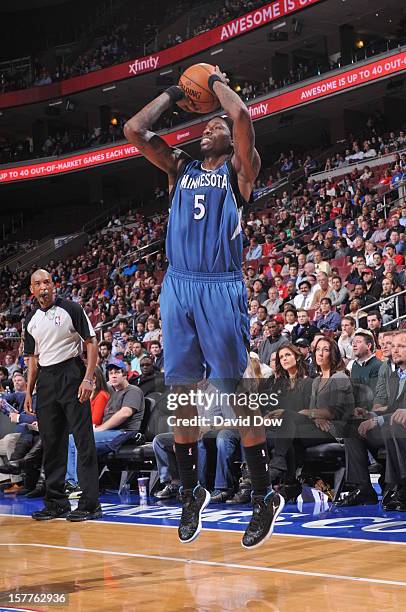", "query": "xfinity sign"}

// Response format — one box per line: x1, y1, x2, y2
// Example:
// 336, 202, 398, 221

129, 56, 160, 75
